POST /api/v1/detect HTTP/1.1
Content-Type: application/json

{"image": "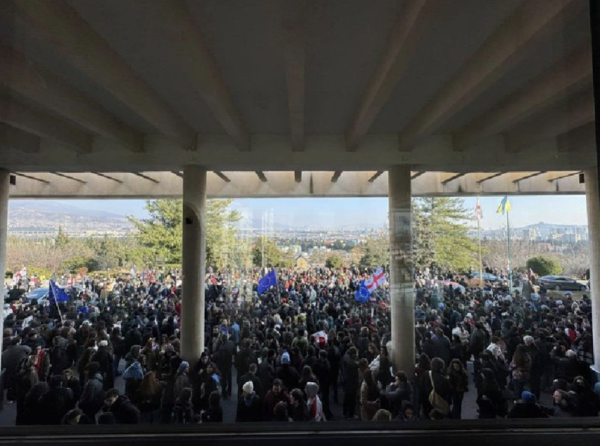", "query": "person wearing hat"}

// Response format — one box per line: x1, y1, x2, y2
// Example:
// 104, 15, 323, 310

174, 361, 190, 401
235, 380, 262, 422
276, 352, 300, 392
507, 391, 549, 418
